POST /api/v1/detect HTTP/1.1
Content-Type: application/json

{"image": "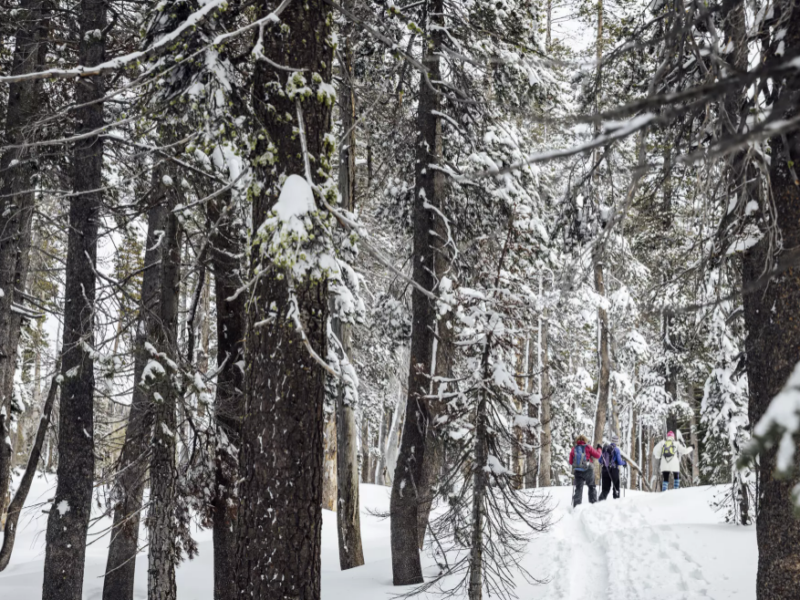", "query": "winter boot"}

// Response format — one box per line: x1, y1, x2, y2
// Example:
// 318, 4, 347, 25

674, 475, 680, 490
662, 480, 668, 492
